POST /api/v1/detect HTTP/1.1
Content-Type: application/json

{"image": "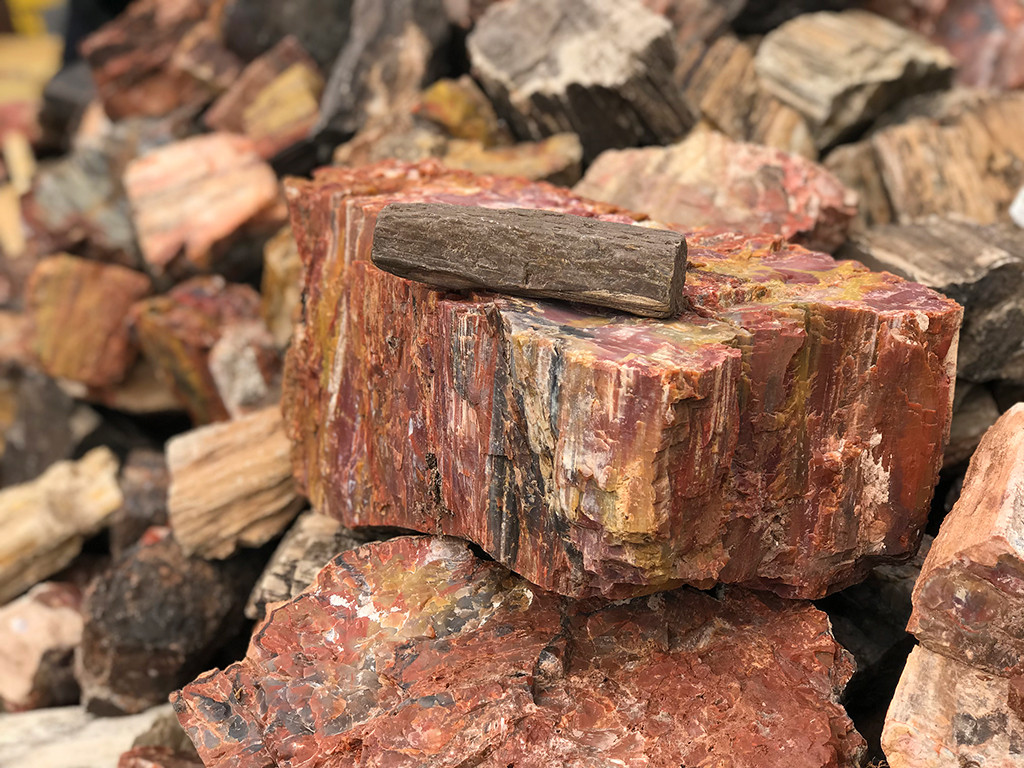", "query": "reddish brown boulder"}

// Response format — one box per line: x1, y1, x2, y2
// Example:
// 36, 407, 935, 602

81, 0, 216, 120
575, 130, 858, 252
26, 255, 151, 388
118, 747, 203, 768
132, 277, 264, 424
174, 535, 865, 767
908, 404, 1024, 676
283, 160, 960, 599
